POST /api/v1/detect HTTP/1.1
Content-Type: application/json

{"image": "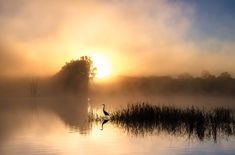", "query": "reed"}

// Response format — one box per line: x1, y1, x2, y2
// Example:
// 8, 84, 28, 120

109, 103, 234, 141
